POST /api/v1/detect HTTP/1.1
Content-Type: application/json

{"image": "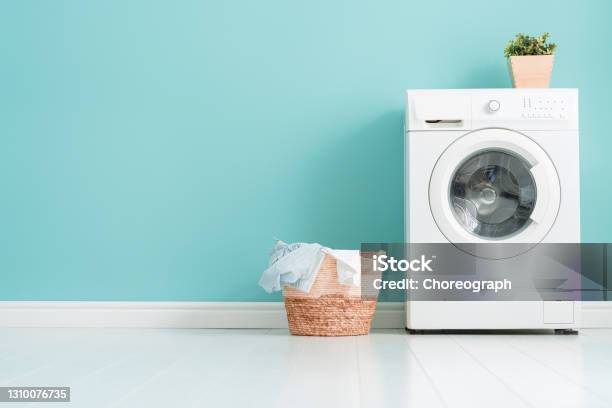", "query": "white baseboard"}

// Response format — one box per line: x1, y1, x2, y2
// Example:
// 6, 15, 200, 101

0, 302, 285, 329
0, 301, 403, 329
0, 301, 609, 329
